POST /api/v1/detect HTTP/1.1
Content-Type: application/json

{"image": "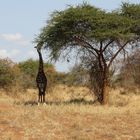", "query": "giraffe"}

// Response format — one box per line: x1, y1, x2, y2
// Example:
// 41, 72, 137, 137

35, 46, 47, 104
